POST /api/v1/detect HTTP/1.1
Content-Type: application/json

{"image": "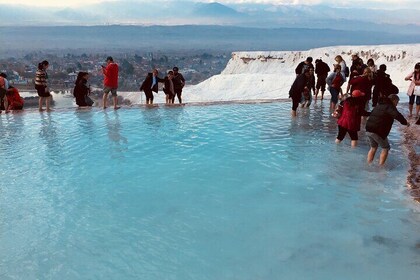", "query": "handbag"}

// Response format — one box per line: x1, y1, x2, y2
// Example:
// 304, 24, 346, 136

414, 86, 420, 96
